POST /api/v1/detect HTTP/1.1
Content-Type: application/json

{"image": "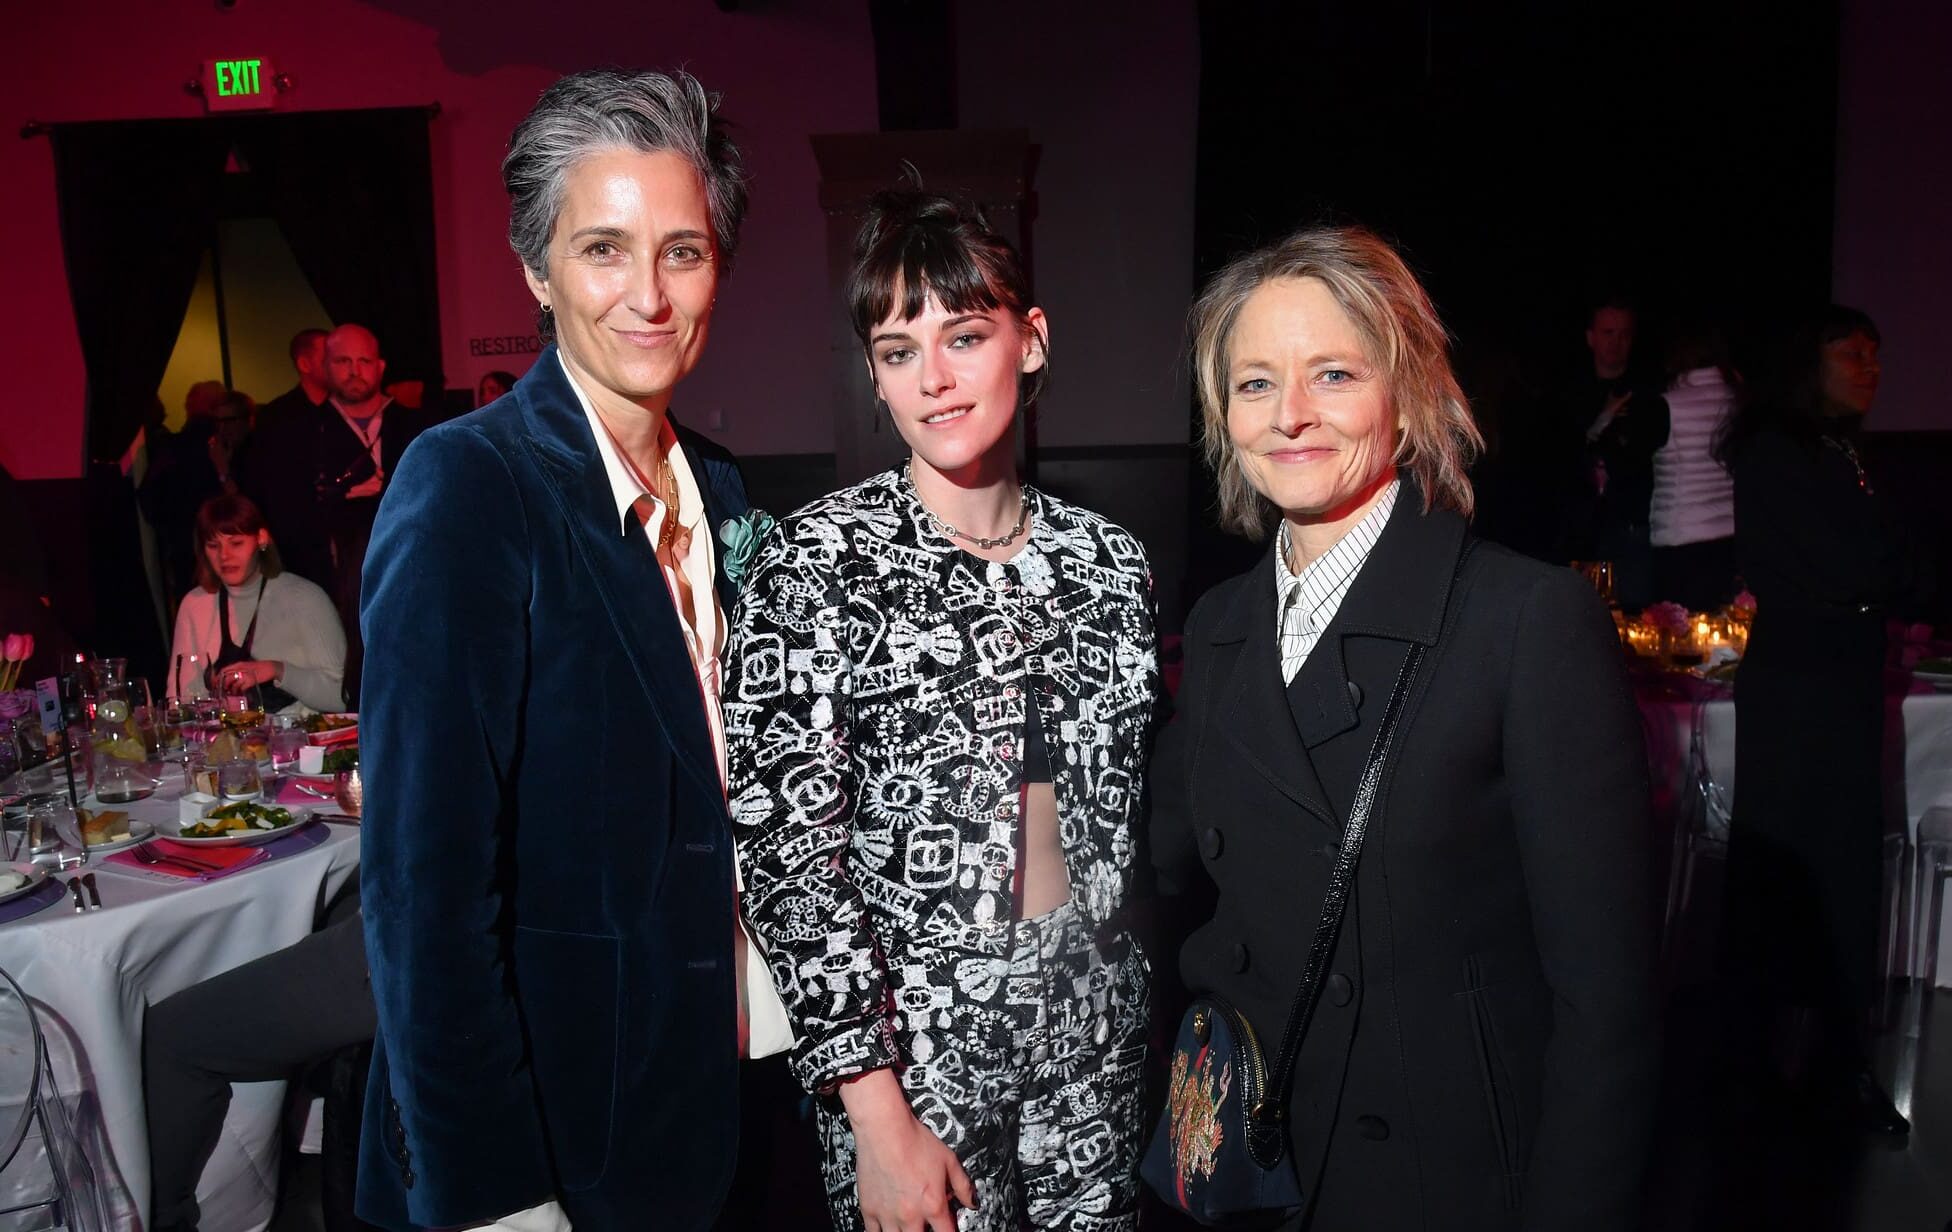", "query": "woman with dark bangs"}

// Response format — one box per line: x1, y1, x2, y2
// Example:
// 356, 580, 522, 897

724, 190, 1161, 1231
168, 491, 347, 713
